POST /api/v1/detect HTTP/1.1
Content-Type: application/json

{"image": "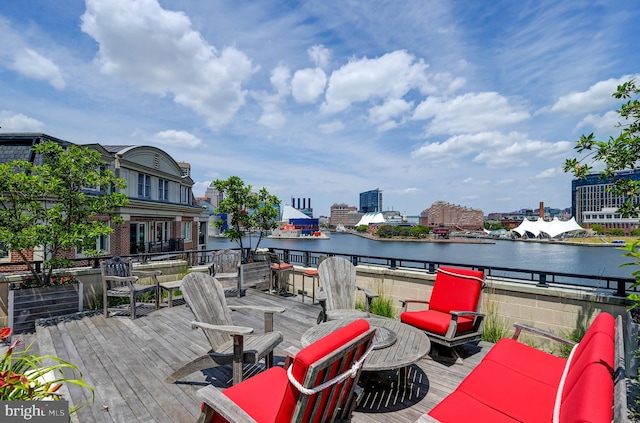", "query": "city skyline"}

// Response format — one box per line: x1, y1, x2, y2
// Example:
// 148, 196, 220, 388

1, 1, 639, 217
